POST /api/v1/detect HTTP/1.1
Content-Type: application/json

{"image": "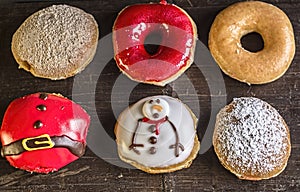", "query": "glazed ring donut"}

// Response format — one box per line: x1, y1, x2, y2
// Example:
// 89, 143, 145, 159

209, 1, 295, 84
213, 97, 291, 180
113, 0, 197, 86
